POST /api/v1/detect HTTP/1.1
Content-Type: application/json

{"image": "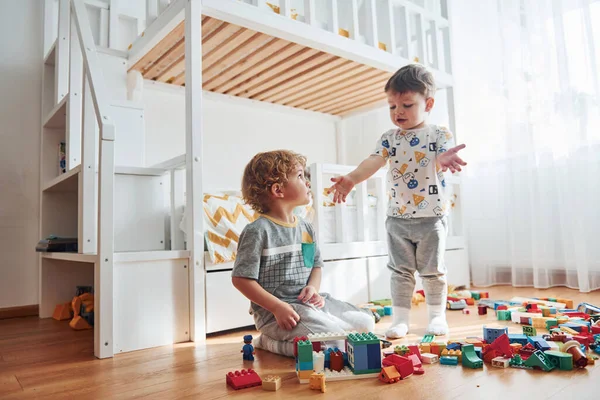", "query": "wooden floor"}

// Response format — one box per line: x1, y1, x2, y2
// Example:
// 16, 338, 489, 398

1, 286, 598, 399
